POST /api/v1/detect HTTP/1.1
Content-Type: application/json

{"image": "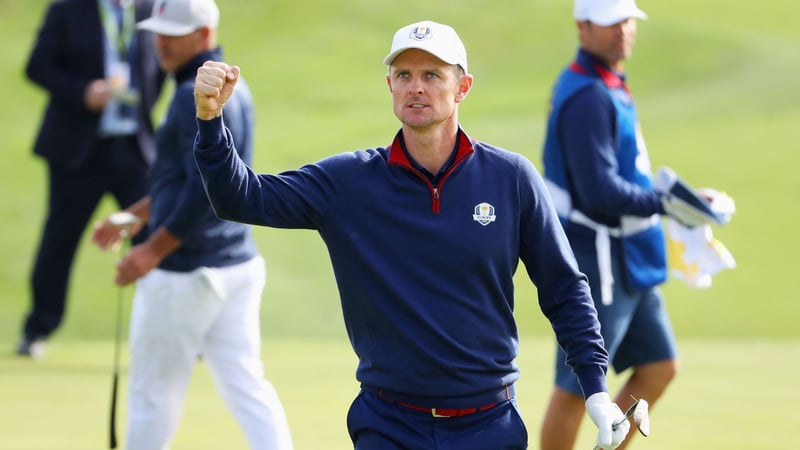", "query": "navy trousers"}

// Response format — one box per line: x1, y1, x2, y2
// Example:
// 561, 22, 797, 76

347, 389, 528, 449
23, 136, 148, 340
